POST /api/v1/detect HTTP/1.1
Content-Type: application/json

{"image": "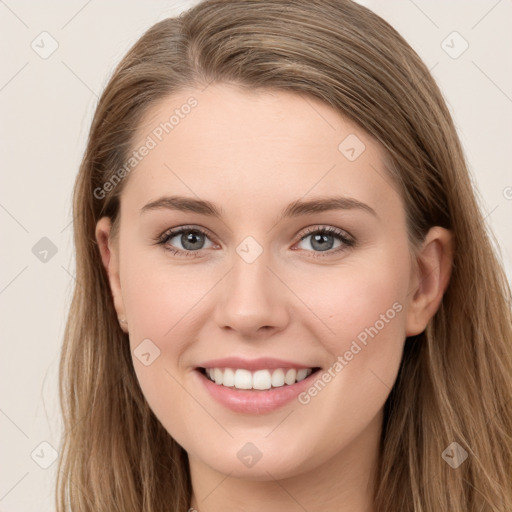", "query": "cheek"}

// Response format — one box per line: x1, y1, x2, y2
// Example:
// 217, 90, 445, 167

292, 250, 409, 355
325, 272, 406, 353
119, 247, 215, 429
119, 247, 201, 442
119, 238, 205, 342
288, 247, 410, 420
284, 261, 408, 468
